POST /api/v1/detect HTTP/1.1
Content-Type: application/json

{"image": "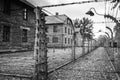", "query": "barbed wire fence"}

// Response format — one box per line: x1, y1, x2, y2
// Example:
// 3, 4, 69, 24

0, 0, 119, 80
